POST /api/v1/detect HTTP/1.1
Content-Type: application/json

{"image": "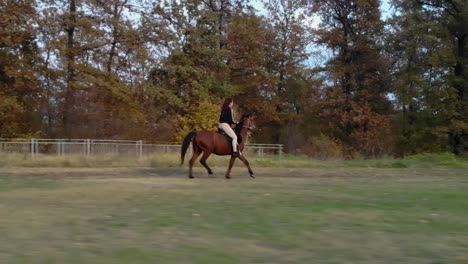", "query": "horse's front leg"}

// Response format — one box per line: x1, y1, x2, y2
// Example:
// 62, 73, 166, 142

238, 155, 255, 178
225, 156, 237, 179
